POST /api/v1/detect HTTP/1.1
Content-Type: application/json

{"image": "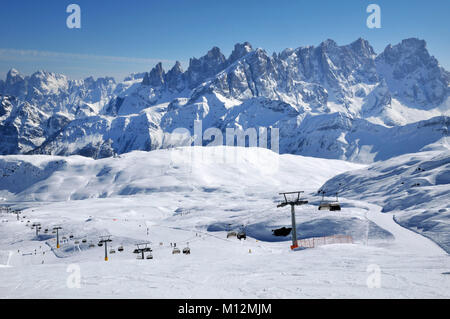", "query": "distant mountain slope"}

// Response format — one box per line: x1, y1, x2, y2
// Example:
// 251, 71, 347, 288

1, 38, 449, 161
